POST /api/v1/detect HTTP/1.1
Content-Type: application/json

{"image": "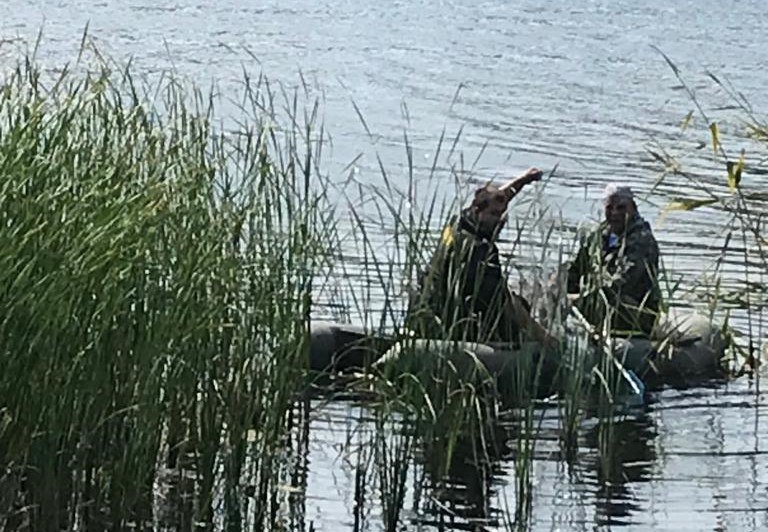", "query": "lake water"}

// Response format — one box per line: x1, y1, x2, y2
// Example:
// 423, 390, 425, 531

2, 1, 767, 530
